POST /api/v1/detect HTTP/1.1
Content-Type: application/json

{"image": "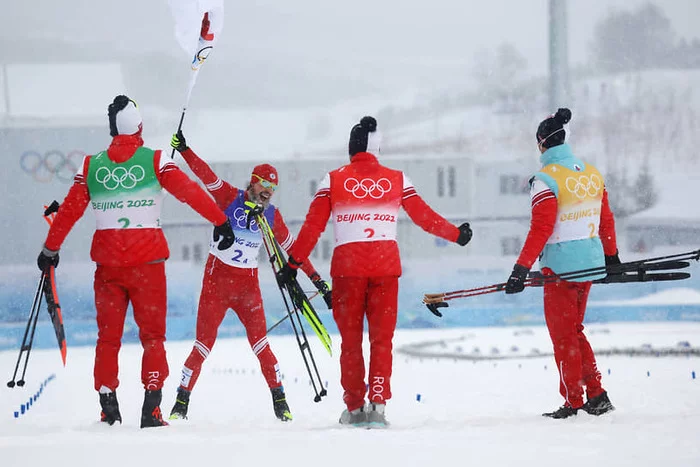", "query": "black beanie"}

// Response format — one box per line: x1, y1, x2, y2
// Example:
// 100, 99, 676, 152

536, 108, 572, 149
348, 116, 380, 156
